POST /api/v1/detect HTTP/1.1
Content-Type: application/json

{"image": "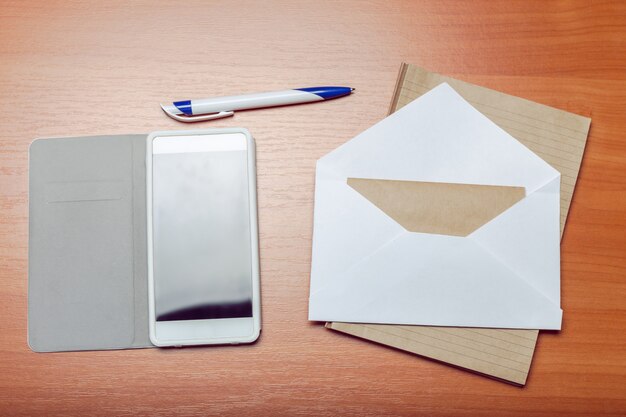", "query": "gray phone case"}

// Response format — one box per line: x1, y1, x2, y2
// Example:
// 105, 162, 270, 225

28, 135, 154, 352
